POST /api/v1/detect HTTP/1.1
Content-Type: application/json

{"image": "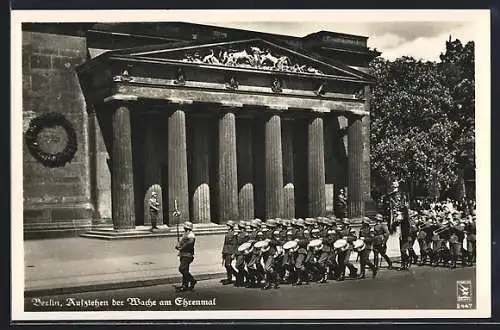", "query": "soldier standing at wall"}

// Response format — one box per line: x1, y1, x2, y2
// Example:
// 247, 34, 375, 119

148, 192, 160, 231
